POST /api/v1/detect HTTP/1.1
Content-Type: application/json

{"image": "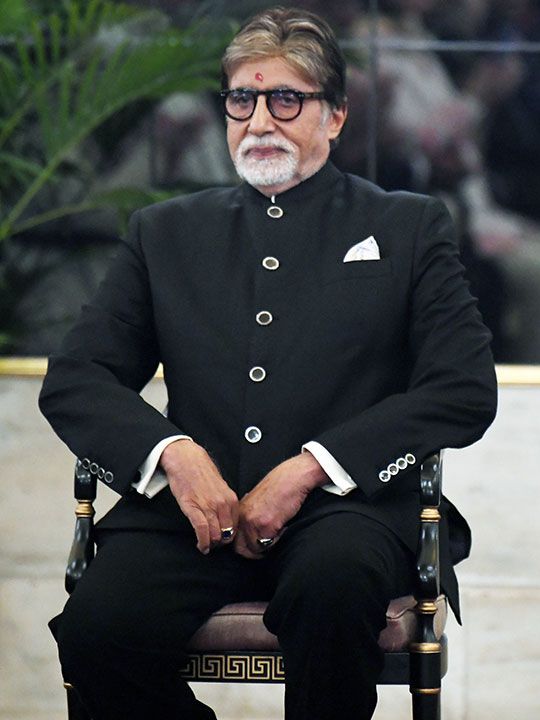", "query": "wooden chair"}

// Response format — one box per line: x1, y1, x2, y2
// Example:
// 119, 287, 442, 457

63, 452, 447, 720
